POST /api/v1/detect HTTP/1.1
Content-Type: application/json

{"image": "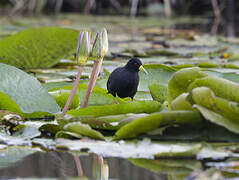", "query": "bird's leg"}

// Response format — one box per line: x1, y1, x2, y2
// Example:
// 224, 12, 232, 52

61, 66, 84, 115
81, 59, 103, 108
